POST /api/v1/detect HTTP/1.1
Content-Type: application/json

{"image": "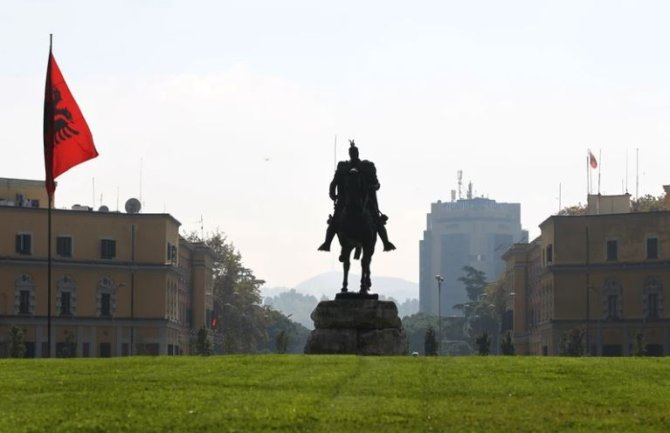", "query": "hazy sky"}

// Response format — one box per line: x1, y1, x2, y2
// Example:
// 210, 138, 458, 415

3, 1, 670, 289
